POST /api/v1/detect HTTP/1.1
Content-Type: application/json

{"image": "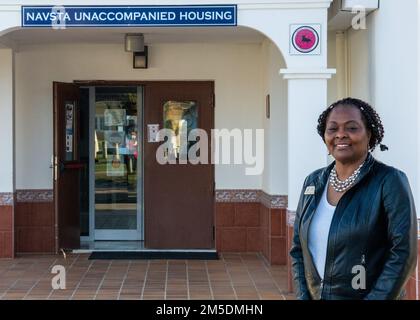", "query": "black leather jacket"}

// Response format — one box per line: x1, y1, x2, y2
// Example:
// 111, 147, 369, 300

290, 153, 418, 300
